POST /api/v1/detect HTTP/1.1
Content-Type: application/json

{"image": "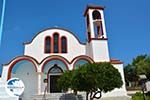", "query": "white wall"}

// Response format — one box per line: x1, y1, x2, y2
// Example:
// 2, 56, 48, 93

86, 40, 110, 62
24, 29, 86, 63
102, 63, 127, 97
1, 65, 9, 81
